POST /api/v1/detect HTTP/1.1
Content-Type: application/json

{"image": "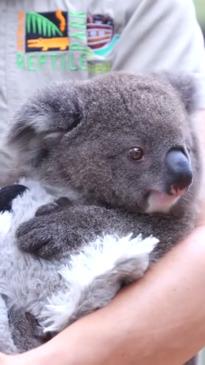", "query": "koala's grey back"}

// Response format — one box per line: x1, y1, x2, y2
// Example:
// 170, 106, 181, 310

0, 73, 201, 360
